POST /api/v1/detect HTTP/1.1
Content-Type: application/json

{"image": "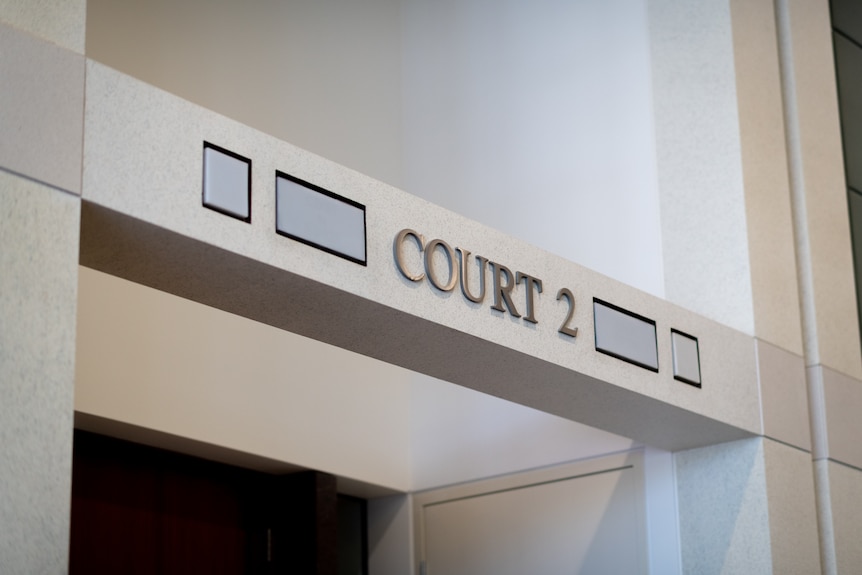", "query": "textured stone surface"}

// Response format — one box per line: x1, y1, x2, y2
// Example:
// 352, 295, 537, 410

757, 339, 811, 451
763, 439, 821, 575
675, 438, 773, 574
0, 172, 79, 573
81, 61, 761, 451
820, 365, 862, 469
678, 440, 821, 574
730, 0, 804, 356
0, 0, 85, 53
649, 0, 754, 337
779, 0, 862, 379
828, 460, 862, 573
0, 21, 85, 194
